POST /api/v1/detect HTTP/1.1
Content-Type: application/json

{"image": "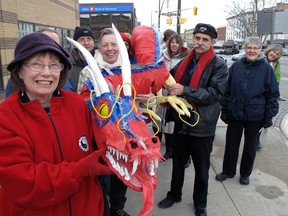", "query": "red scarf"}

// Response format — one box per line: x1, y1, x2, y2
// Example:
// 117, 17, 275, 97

174, 47, 215, 88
